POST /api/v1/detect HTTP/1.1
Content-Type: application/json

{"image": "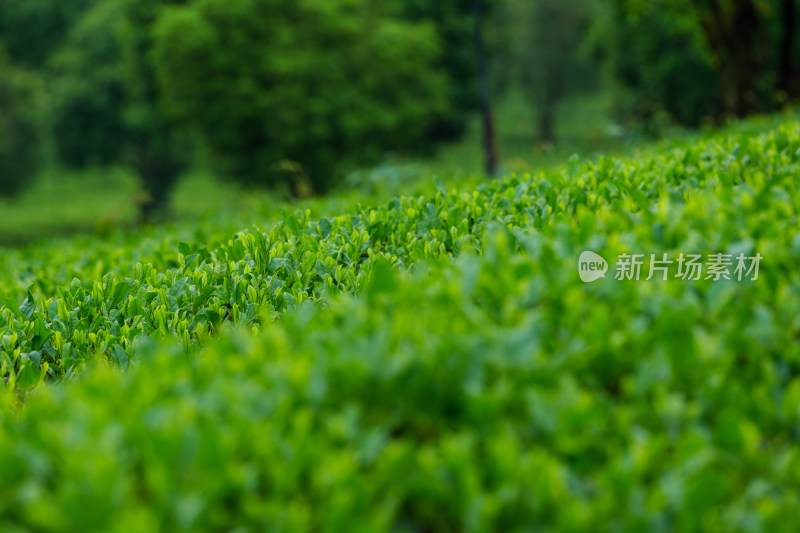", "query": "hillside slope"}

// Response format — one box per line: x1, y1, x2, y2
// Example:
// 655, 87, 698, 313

1, 118, 800, 531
